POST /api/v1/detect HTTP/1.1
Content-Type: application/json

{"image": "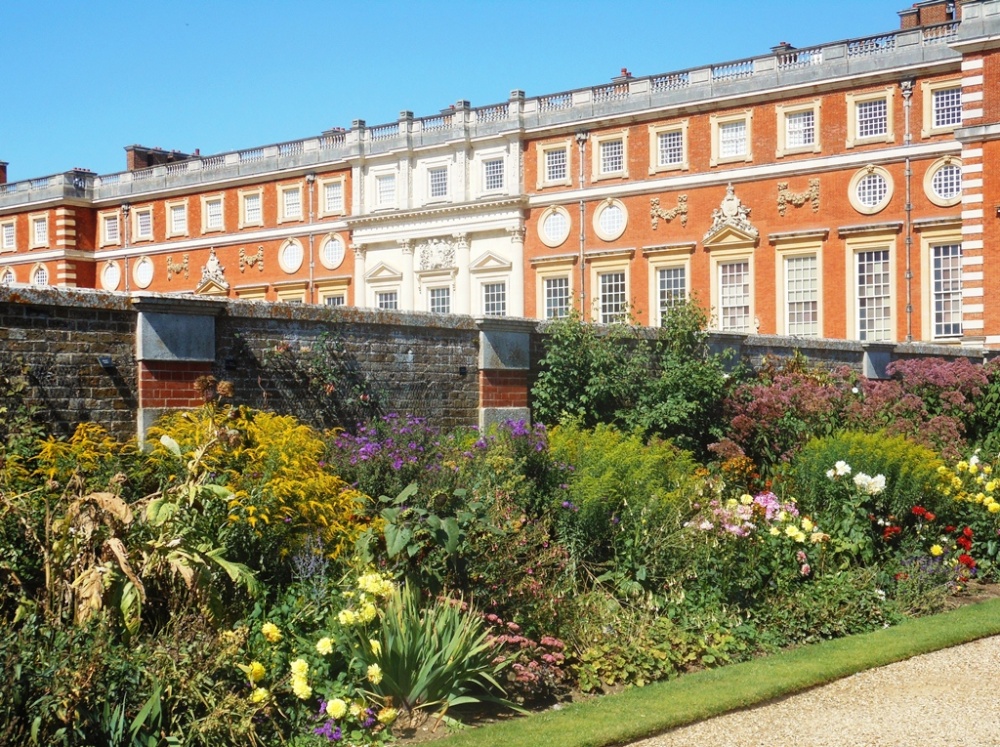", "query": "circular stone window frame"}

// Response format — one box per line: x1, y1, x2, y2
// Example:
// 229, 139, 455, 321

132, 256, 154, 289
592, 197, 629, 242
101, 260, 122, 290
319, 233, 346, 270
848, 164, 894, 215
924, 156, 963, 208
538, 205, 572, 248
279, 238, 305, 274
